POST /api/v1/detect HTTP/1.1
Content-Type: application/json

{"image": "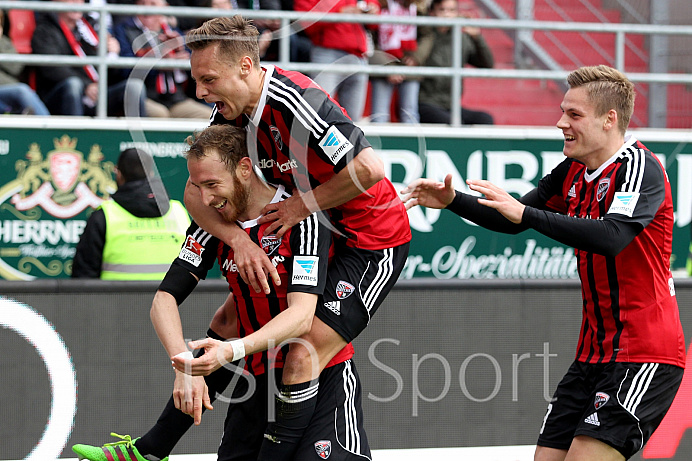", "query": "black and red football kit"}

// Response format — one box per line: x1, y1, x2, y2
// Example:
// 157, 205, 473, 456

160, 185, 370, 460
211, 65, 411, 343
446, 136, 685, 457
